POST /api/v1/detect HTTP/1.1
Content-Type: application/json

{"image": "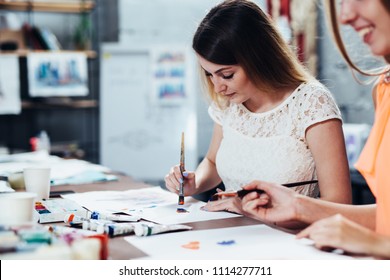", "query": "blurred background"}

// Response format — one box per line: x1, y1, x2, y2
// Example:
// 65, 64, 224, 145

1, 0, 384, 204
